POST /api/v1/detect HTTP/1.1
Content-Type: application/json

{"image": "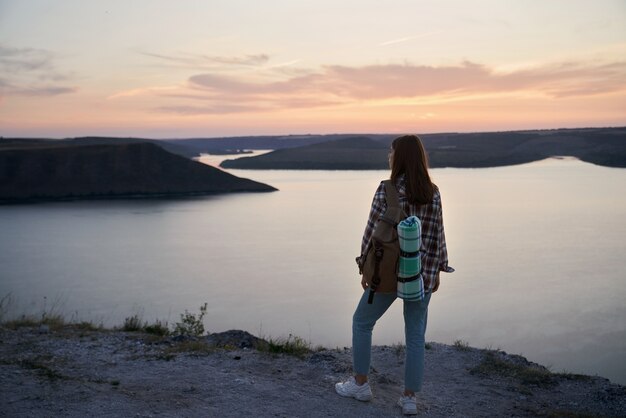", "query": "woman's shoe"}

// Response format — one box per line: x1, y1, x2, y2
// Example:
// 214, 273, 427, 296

335, 377, 373, 401
398, 395, 418, 415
